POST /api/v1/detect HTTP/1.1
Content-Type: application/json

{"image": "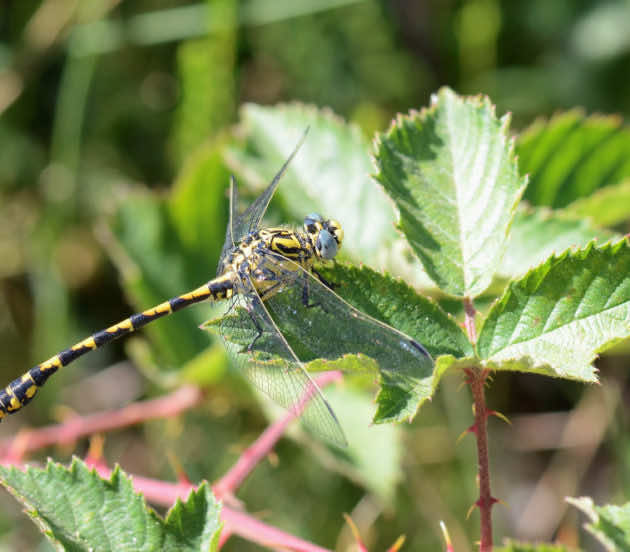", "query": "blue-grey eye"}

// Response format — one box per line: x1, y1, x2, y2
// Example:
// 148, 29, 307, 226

317, 229, 338, 259
304, 213, 323, 227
